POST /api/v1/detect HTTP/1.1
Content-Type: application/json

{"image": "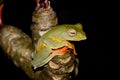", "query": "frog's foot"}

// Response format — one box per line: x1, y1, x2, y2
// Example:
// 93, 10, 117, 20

52, 46, 69, 55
